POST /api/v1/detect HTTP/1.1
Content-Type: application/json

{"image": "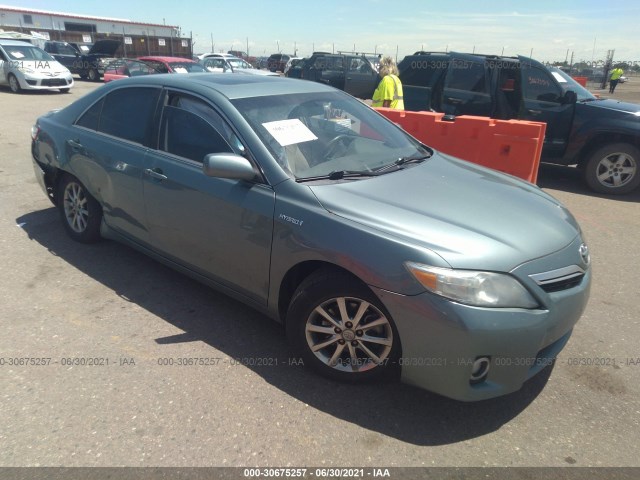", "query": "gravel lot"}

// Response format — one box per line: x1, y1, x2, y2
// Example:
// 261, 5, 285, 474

0, 77, 639, 474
